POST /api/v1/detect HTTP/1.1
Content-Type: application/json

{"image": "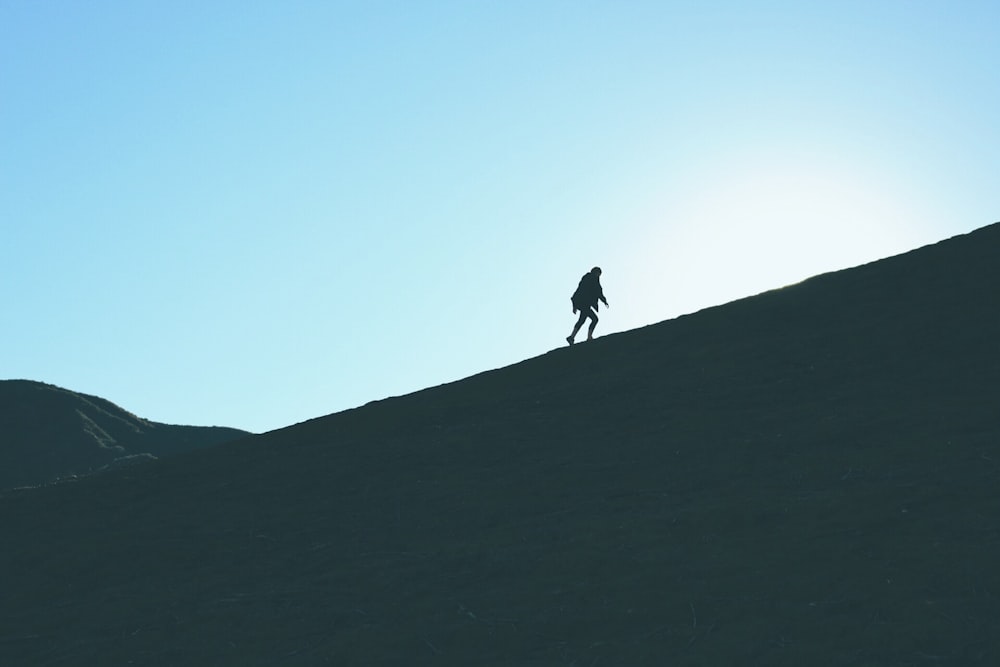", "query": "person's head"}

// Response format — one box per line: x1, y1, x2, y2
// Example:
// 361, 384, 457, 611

591, 266, 602, 276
